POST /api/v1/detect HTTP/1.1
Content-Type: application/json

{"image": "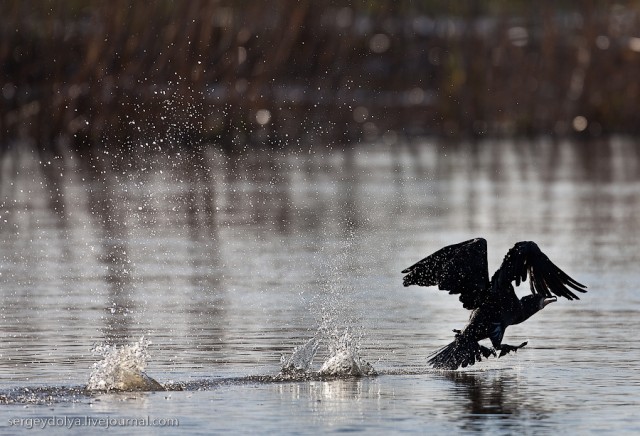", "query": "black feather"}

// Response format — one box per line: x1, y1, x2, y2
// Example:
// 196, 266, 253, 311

402, 238, 490, 310
492, 241, 587, 300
